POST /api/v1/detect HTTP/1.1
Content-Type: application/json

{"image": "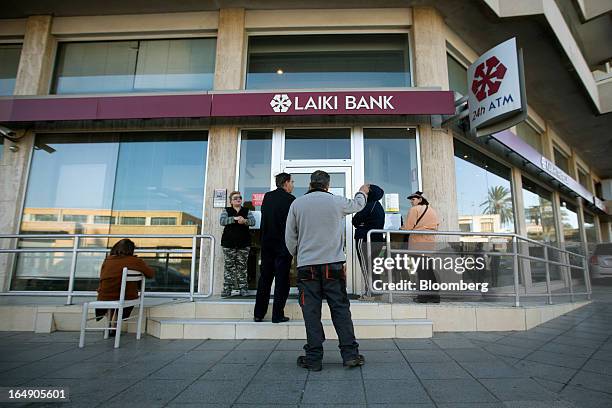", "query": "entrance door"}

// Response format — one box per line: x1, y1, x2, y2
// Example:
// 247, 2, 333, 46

283, 166, 355, 293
